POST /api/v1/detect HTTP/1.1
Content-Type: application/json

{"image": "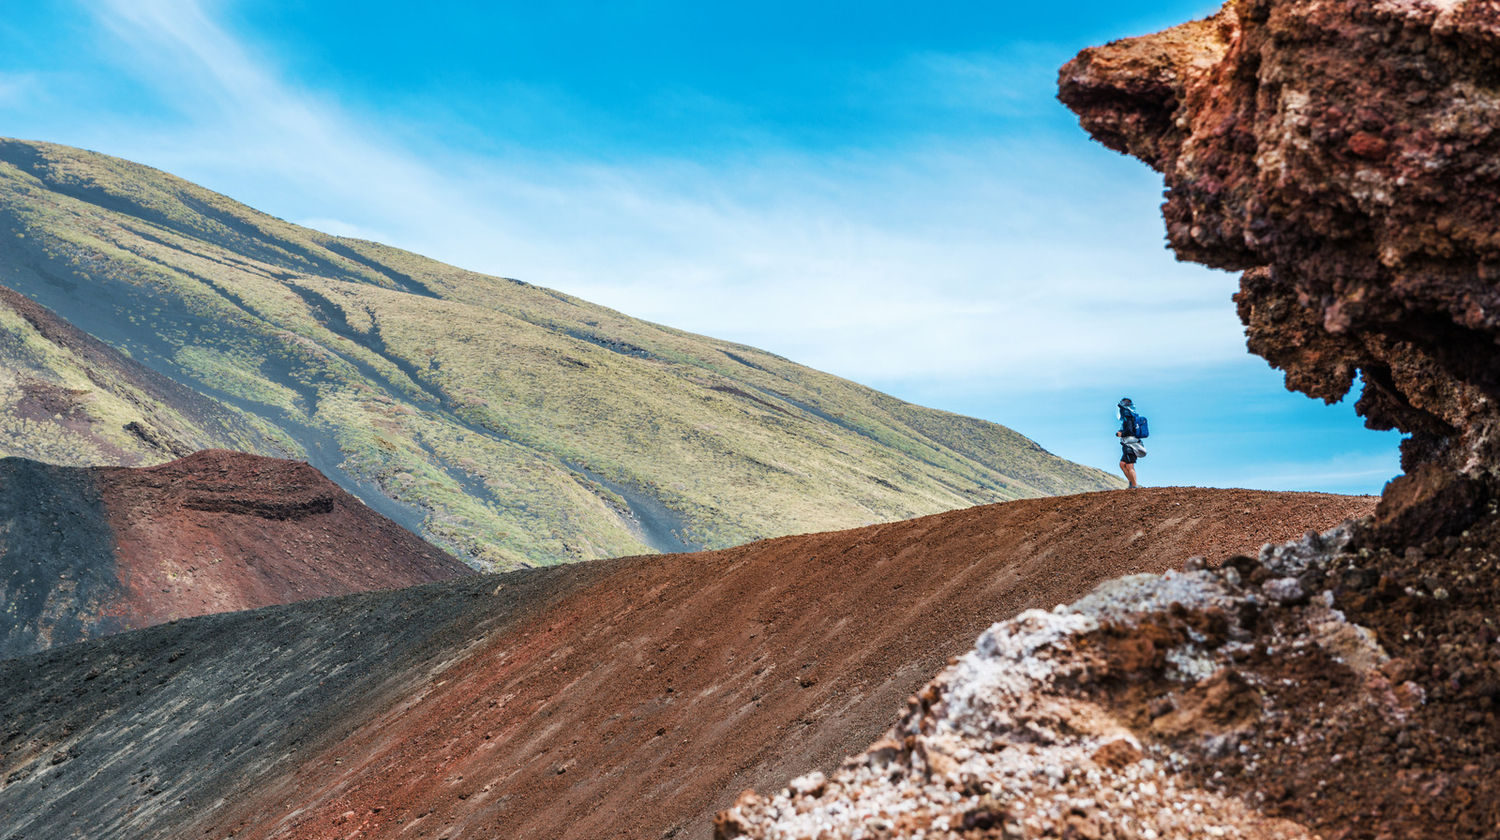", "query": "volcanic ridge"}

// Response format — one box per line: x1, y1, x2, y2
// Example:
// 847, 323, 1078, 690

0, 487, 1370, 839
0, 284, 288, 465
